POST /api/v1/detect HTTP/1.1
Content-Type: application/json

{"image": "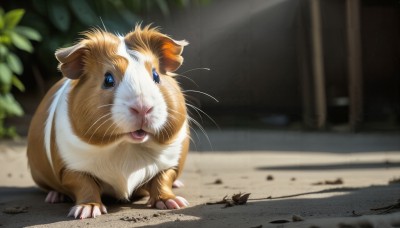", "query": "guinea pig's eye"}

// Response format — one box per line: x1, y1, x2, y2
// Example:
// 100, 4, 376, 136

152, 68, 160, 84
103, 72, 115, 89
